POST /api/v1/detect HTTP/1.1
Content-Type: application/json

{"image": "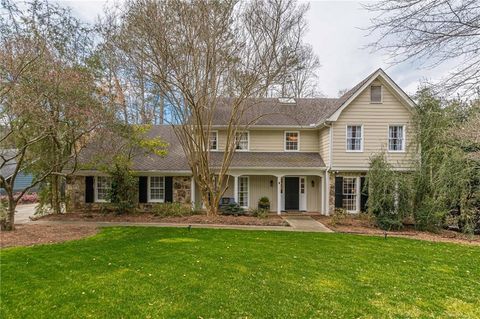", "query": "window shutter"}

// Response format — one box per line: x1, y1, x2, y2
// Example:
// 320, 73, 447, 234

371, 85, 382, 103
334, 176, 343, 208
138, 176, 148, 203
165, 176, 173, 202
360, 177, 368, 212
85, 176, 94, 203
